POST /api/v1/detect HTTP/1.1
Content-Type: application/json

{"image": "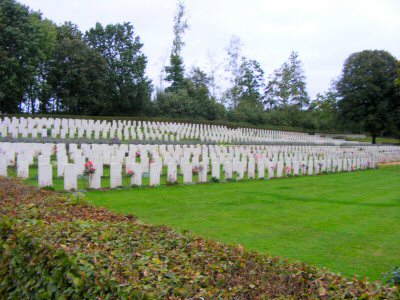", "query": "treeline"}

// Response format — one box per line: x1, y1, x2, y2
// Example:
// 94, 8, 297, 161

1, 0, 399, 139
1, 0, 152, 116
